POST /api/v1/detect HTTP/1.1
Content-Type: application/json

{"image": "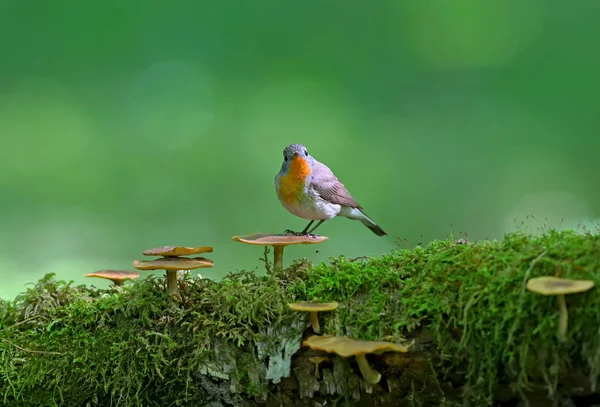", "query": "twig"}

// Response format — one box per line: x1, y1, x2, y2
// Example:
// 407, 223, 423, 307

260, 246, 272, 274
0, 316, 44, 333
0, 338, 63, 355
459, 290, 482, 348
507, 250, 548, 346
